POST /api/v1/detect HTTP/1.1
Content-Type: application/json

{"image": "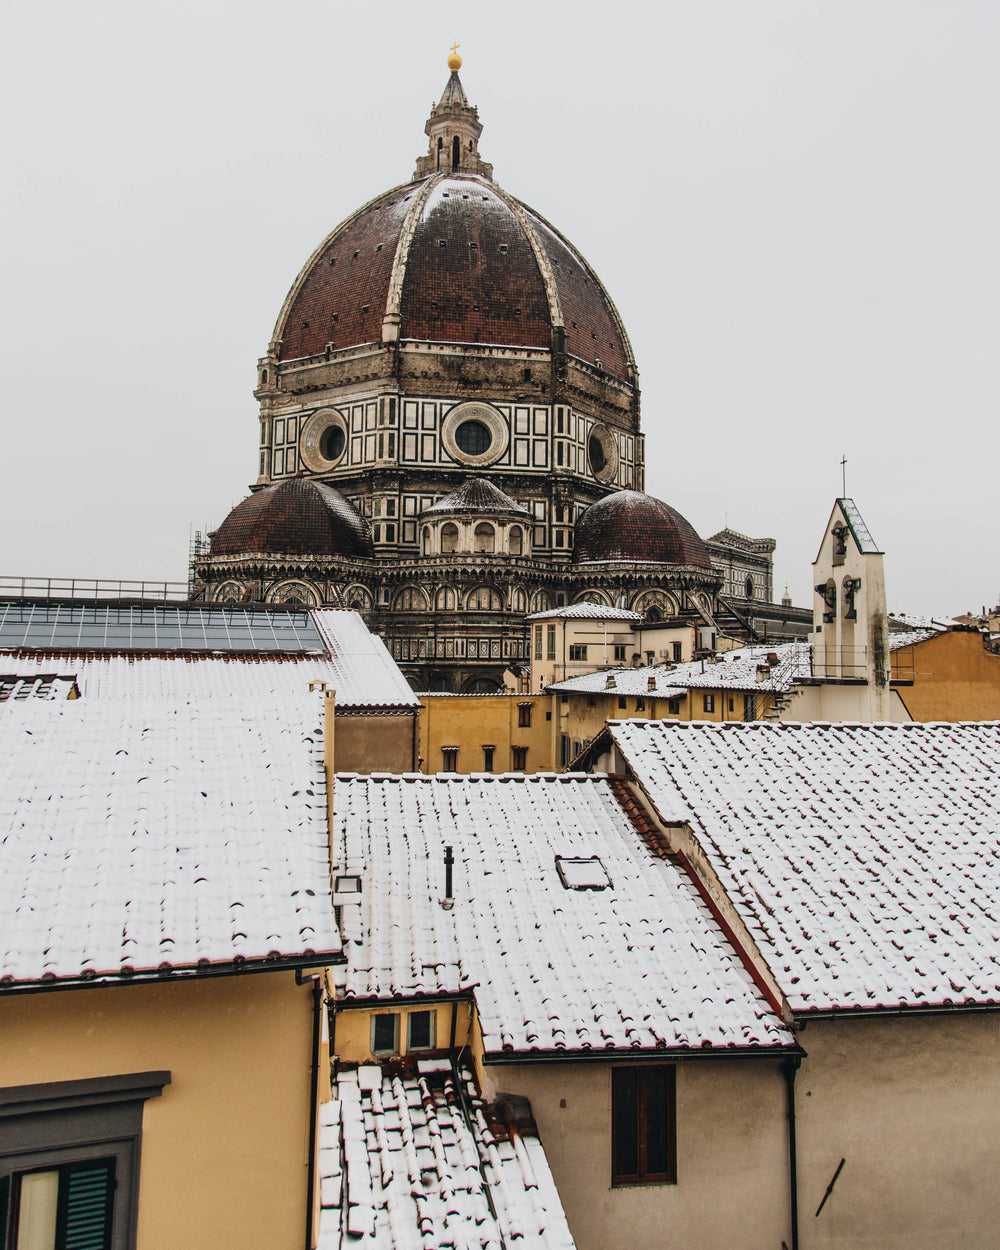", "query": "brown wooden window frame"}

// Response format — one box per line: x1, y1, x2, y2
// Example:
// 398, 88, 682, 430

511, 746, 528, 771
611, 1065, 677, 1187
517, 703, 532, 728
